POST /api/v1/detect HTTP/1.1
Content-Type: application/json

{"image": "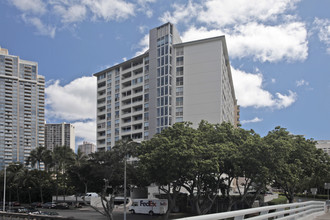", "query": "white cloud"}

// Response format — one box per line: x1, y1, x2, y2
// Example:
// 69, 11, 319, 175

181, 26, 224, 42
11, 0, 47, 14
138, 25, 148, 33
53, 4, 87, 23
274, 90, 297, 108
314, 18, 330, 54
160, 1, 202, 25
228, 22, 308, 62
241, 117, 263, 124
231, 67, 297, 109
181, 23, 308, 62
22, 15, 56, 38
45, 76, 97, 146
296, 79, 309, 87
84, 0, 135, 21
135, 34, 149, 56
160, 0, 307, 63
137, 0, 156, 18
10, 0, 138, 38
198, 0, 299, 27
73, 120, 96, 144
45, 76, 96, 121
